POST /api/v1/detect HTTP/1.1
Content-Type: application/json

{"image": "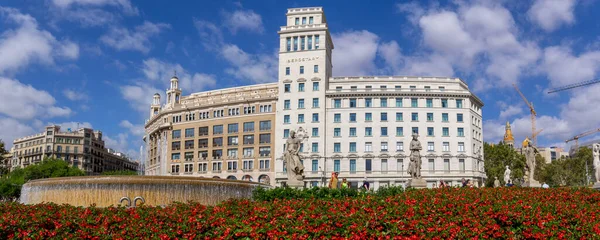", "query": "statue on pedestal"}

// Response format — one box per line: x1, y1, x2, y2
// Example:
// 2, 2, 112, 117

503, 165, 511, 185
593, 143, 600, 186
522, 138, 540, 187
283, 130, 305, 188
407, 134, 427, 188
